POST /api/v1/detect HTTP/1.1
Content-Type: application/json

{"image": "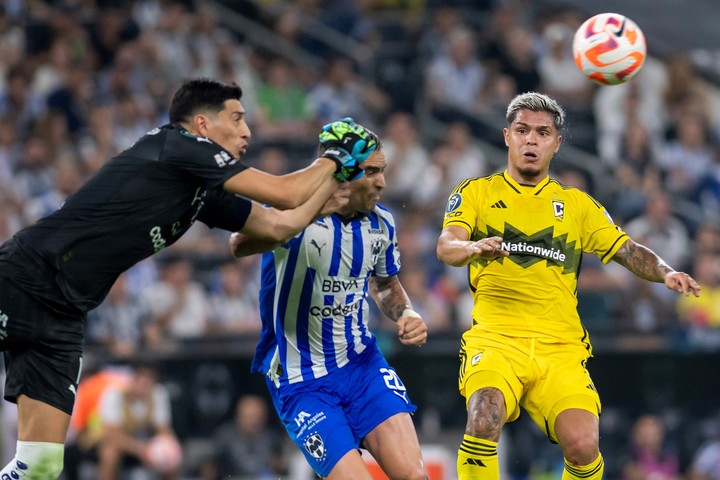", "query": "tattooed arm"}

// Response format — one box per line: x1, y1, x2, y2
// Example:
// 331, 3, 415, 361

612, 238, 701, 297
369, 275, 428, 346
